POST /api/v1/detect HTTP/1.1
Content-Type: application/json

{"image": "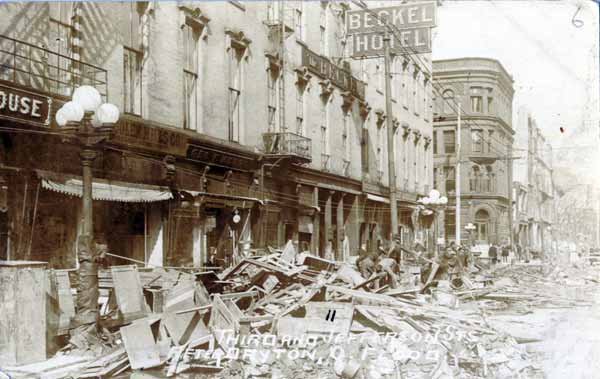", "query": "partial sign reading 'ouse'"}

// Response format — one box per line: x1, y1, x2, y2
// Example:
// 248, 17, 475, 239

0, 84, 52, 126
